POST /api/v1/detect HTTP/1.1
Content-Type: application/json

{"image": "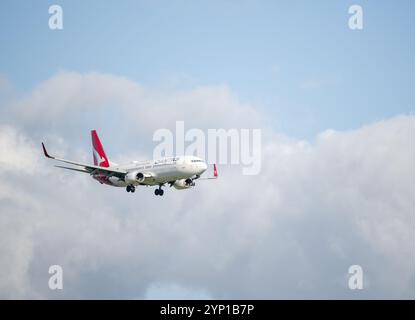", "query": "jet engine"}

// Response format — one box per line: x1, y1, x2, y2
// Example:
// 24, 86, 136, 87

173, 178, 195, 190
125, 171, 152, 184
